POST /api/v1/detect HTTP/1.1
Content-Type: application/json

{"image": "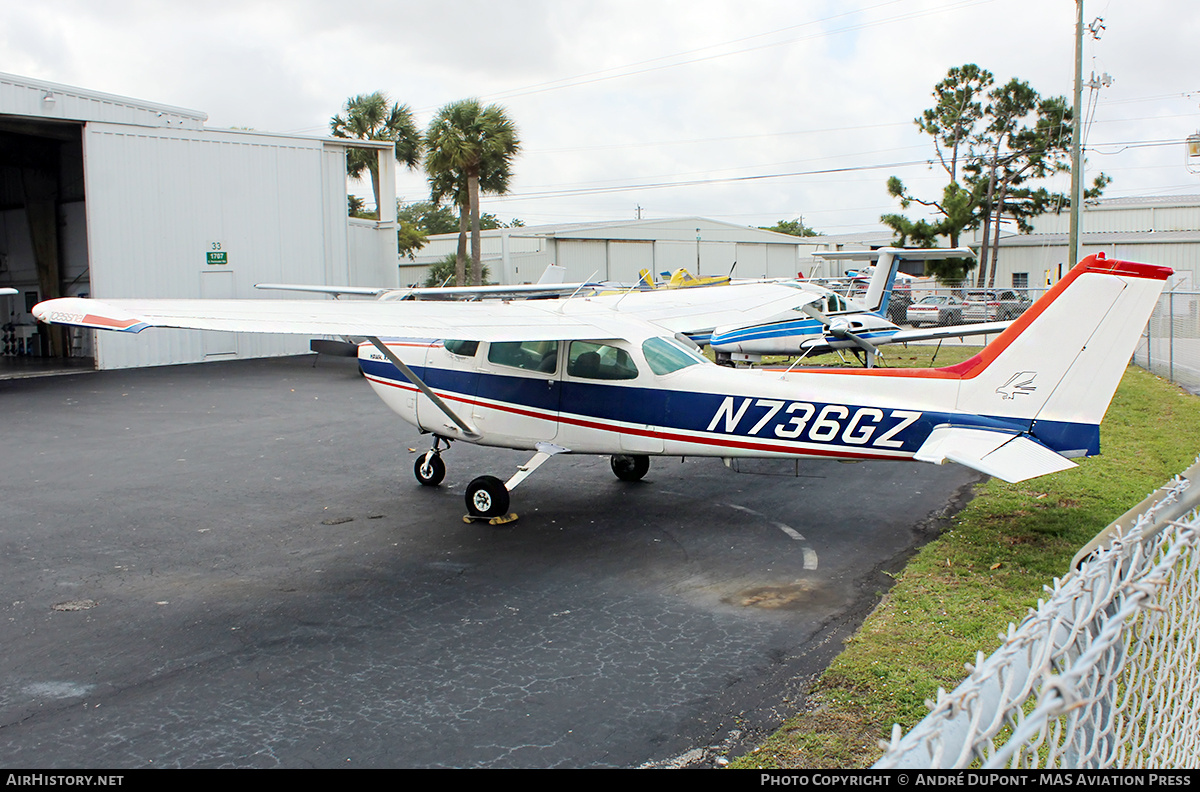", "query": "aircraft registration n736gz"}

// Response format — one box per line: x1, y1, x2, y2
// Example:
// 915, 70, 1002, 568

34, 254, 1170, 522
